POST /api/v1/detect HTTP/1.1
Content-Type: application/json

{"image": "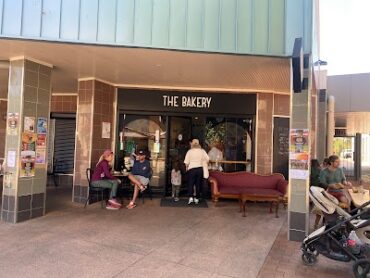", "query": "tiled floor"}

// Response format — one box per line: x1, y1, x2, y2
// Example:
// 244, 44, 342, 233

0, 186, 285, 278
257, 224, 353, 278
1, 183, 365, 278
